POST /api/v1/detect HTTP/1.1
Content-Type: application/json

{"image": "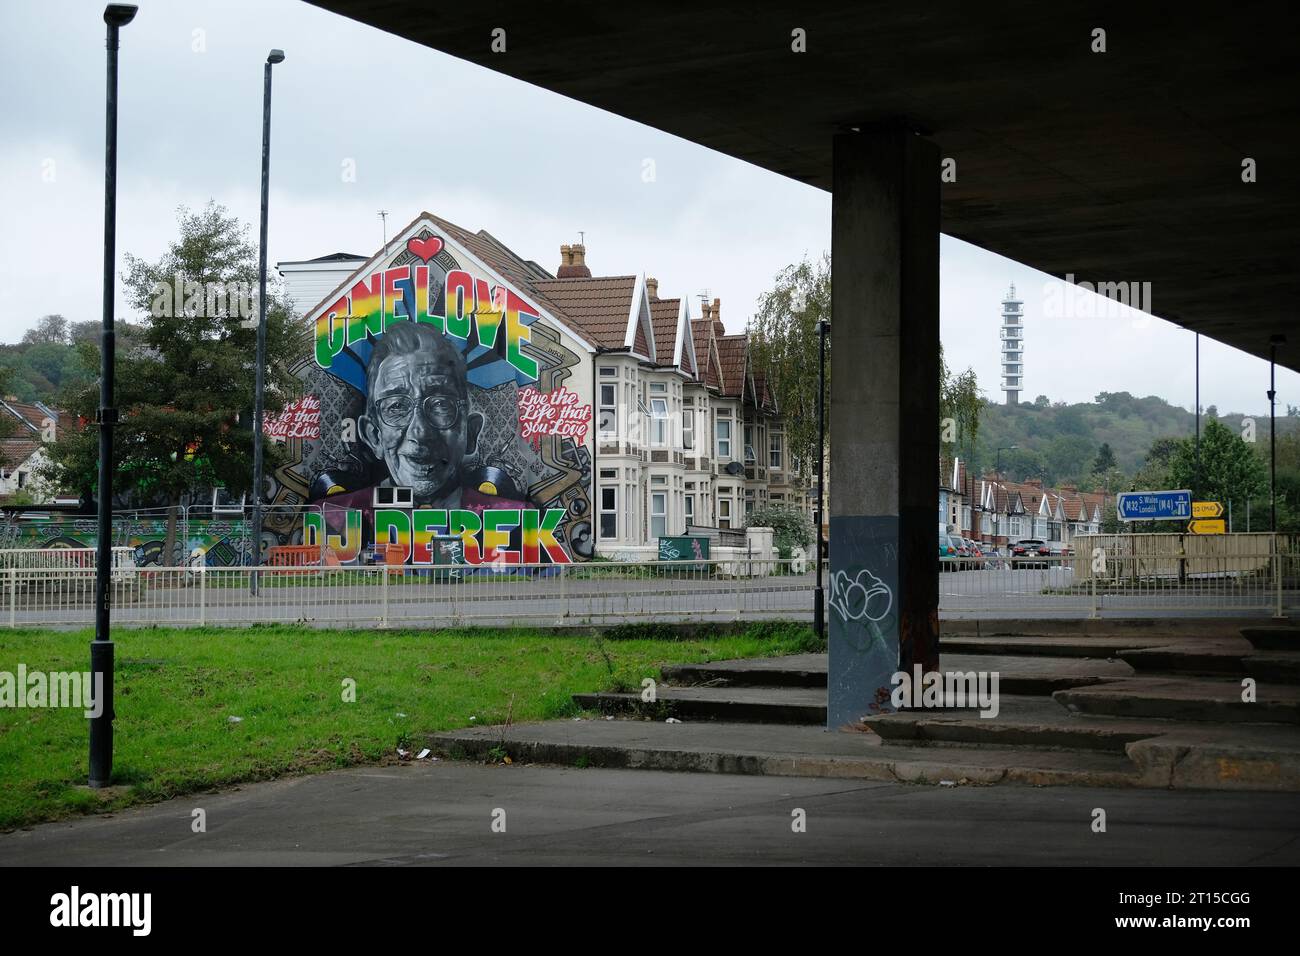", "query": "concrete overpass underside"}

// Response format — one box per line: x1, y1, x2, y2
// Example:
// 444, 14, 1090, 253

310, 0, 1298, 726
311, 0, 1298, 368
